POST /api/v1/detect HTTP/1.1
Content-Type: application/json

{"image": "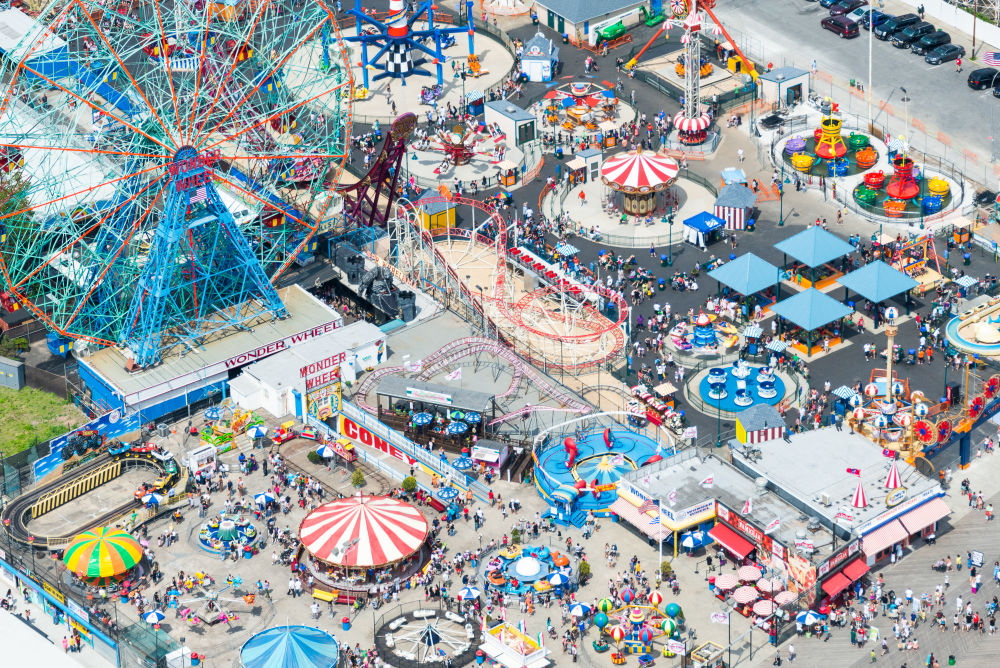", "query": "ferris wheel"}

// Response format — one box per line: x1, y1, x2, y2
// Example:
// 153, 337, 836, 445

0, 0, 353, 366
